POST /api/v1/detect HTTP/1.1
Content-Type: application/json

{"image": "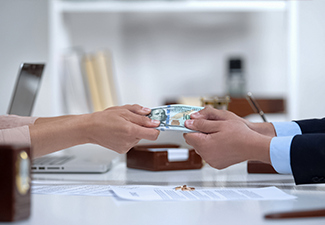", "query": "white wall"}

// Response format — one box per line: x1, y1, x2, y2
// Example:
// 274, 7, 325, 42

297, 0, 325, 120
66, 11, 287, 108
1, 0, 325, 120
0, 0, 50, 116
